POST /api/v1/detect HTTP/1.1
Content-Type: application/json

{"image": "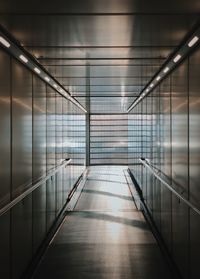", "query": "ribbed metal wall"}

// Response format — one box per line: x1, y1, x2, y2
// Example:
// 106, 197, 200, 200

0, 48, 86, 279
90, 114, 128, 165
128, 45, 200, 279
